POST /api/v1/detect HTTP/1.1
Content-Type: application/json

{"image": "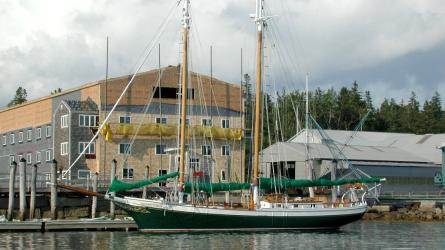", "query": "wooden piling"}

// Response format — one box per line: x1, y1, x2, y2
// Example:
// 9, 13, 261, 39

50, 160, 58, 220
142, 165, 149, 199
19, 158, 26, 221
110, 159, 116, 219
29, 164, 37, 220
7, 161, 17, 221
91, 172, 98, 219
